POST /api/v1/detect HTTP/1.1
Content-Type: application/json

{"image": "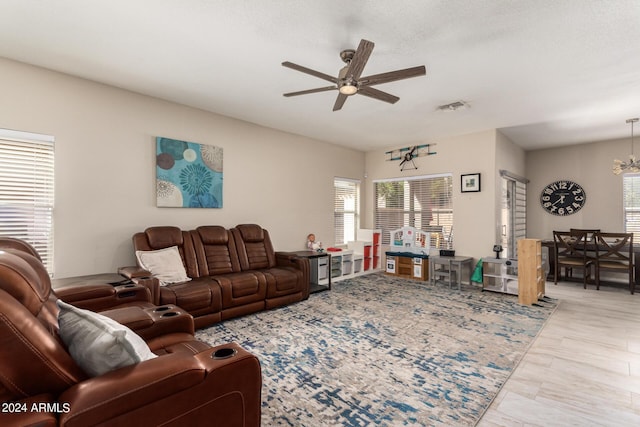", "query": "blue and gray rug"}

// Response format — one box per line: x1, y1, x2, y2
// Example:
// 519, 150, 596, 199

196, 273, 556, 426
